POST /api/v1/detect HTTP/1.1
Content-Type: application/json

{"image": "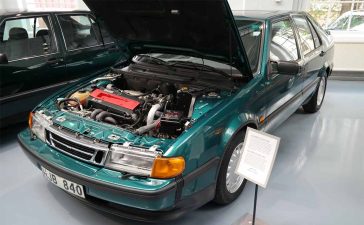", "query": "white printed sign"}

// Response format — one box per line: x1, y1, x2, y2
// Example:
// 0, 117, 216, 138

235, 127, 280, 188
